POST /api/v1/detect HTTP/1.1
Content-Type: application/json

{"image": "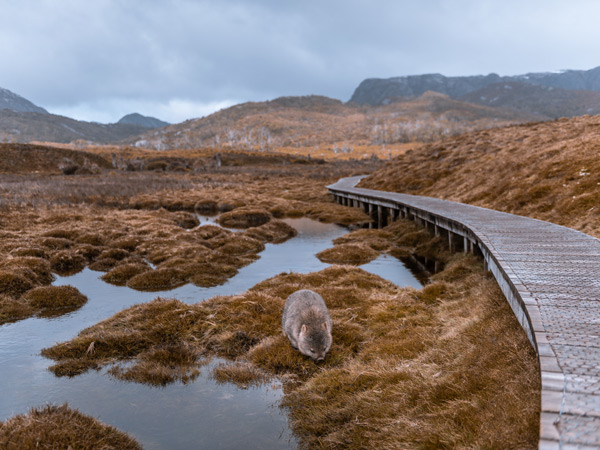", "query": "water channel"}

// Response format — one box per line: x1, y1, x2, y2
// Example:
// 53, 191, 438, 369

0, 217, 421, 449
